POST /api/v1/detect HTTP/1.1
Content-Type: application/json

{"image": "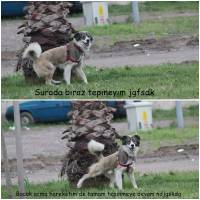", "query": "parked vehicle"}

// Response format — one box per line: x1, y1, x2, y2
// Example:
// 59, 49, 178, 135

5, 101, 72, 125
106, 101, 126, 118
5, 101, 126, 125
69, 1, 83, 14
1, 1, 82, 17
1, 1, 28, 17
